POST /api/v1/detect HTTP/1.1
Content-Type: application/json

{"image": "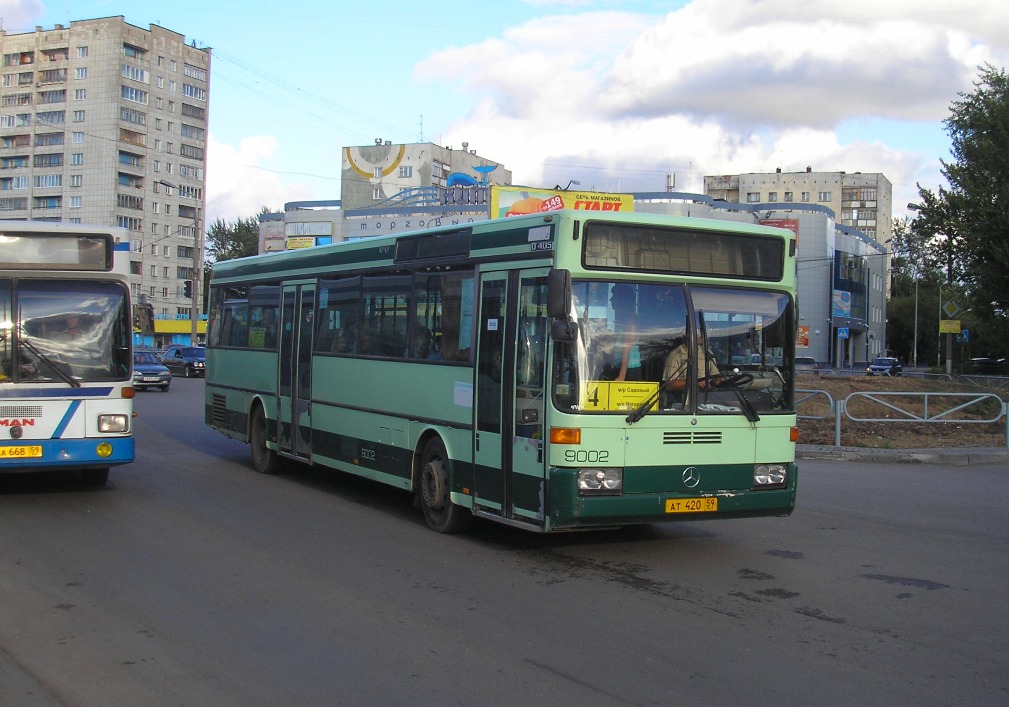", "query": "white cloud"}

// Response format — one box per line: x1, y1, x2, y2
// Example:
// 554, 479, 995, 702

414, 0, 1007, 216
205, 135, 321, 225
0, 0, 44, 29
